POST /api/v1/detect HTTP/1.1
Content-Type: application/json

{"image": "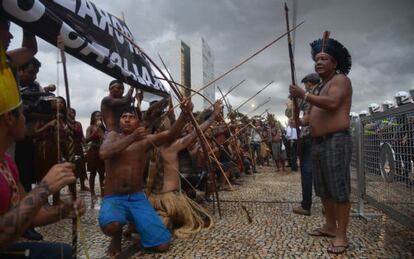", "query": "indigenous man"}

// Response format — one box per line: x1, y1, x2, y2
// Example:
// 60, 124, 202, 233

68, 108, 89, 191
214, 122, 240, 189
0, 17, 85, 258
100, 79, 134, 132
148, 101, 222, 238
7, 30, 49, 242
249, 120, 262, 173
85, 111, 106, 199
191, 125, 219, 201
16, 57, 56, 194
292, 73, 320, 216
290, 35, 352, 254
98, 98, 193, 257
269, 120, 286, 172
2, 15, 36, 160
